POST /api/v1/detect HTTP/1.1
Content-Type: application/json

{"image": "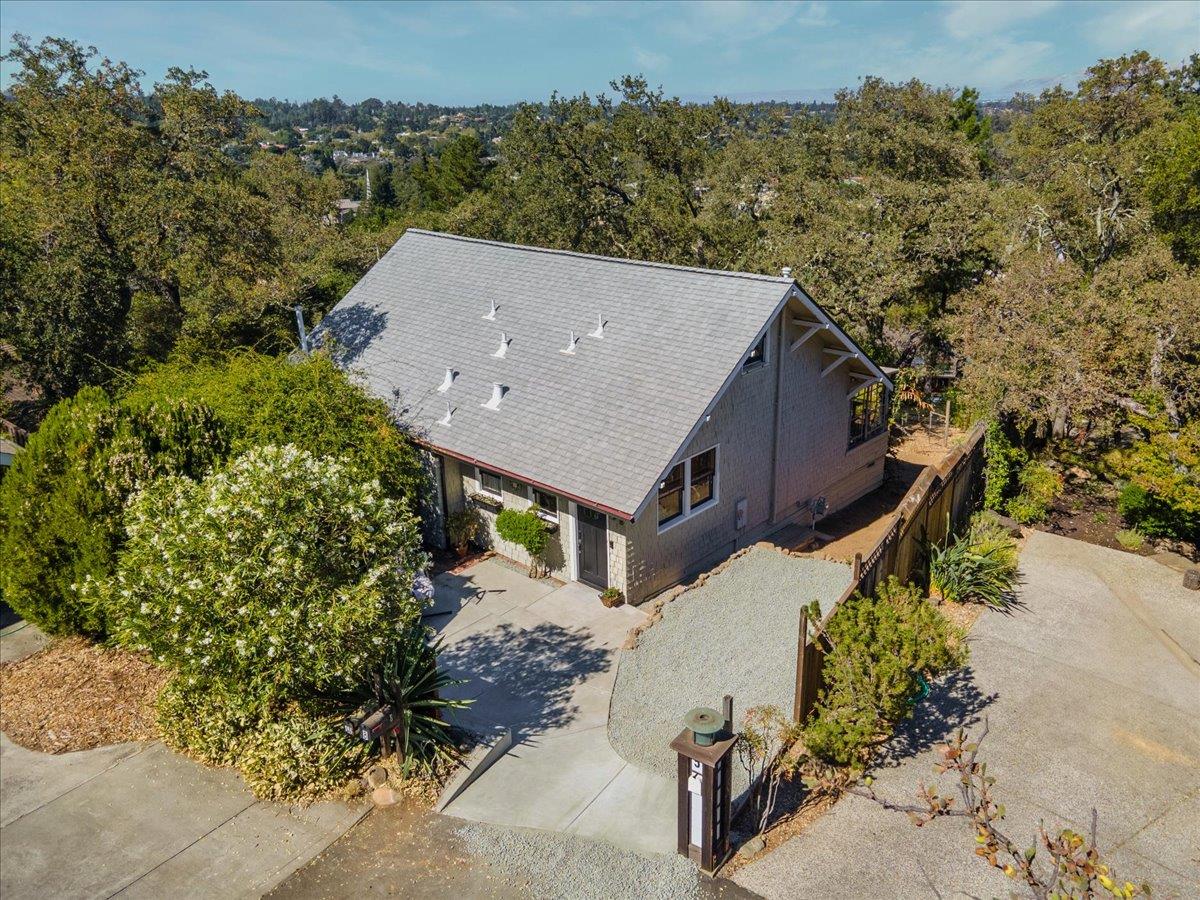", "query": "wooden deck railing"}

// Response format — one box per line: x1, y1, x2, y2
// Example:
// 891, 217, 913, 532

793, 422, 987, 722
